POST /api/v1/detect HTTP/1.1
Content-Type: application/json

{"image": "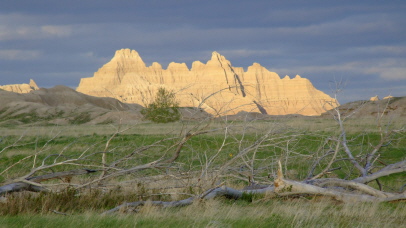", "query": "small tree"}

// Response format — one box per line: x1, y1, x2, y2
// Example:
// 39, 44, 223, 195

141, 87, 181, 123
